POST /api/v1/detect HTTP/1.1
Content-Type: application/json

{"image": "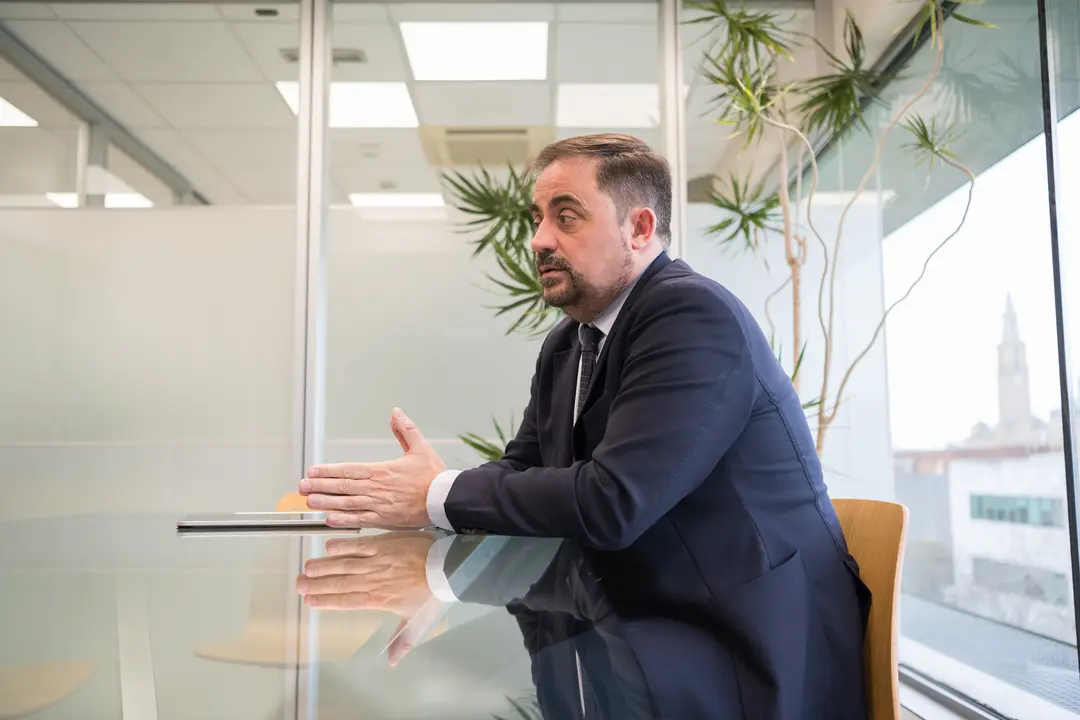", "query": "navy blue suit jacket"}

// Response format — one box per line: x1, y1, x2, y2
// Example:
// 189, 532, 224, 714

445, 253, 871, 719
